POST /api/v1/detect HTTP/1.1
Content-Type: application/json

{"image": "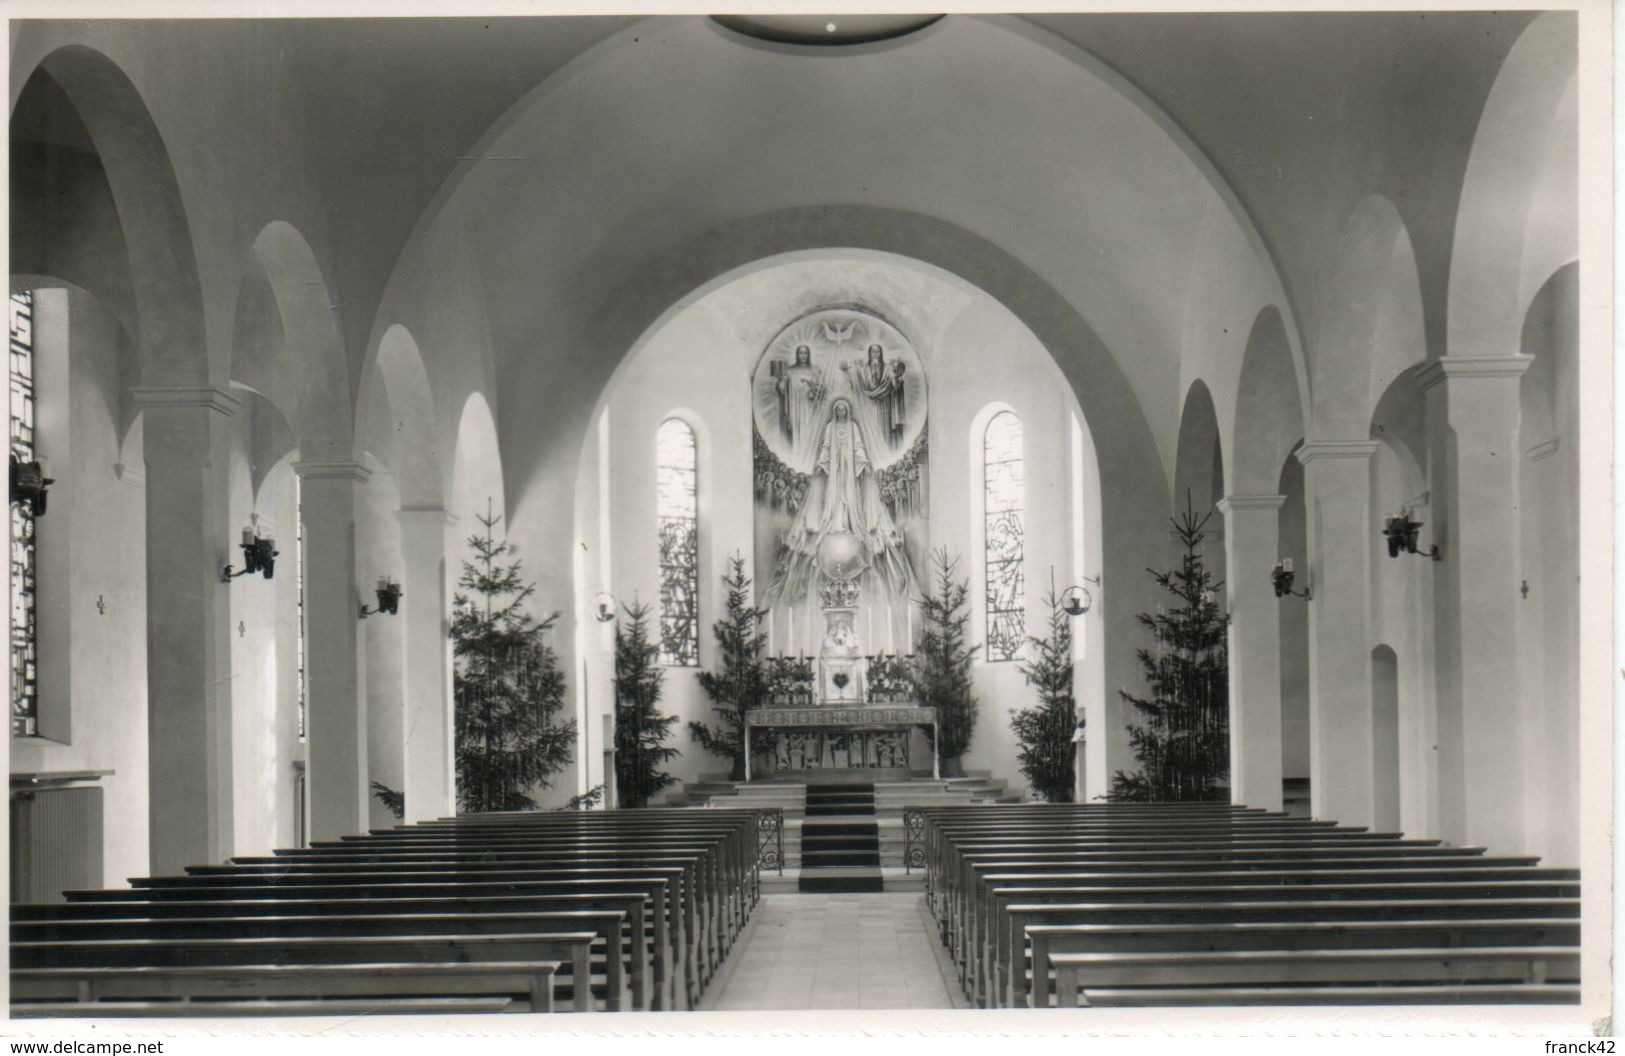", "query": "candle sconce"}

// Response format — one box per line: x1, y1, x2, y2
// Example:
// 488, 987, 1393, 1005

1383, 508, 1440, 561
222, 525, 279, 582
1272, 559, 1312, 600
359, 577, 403, 619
